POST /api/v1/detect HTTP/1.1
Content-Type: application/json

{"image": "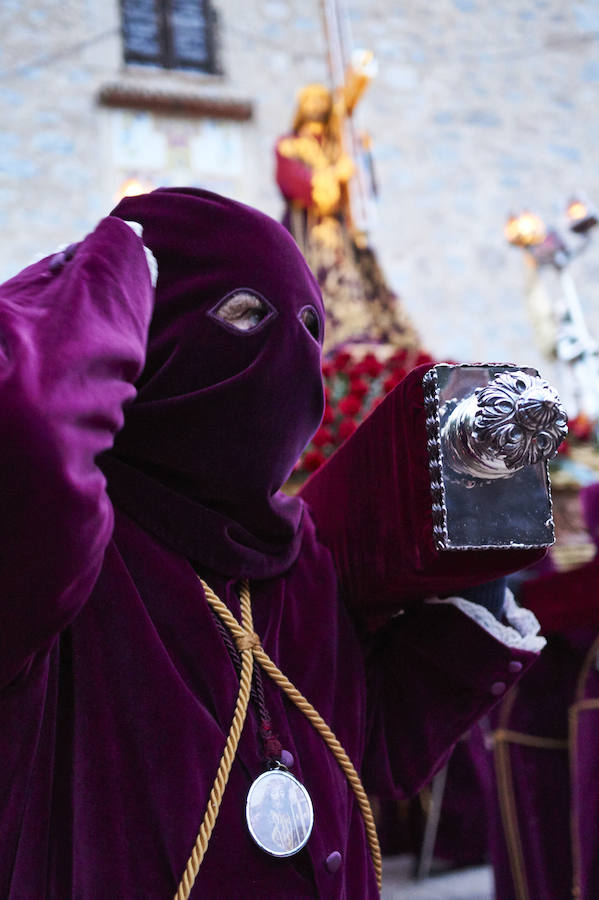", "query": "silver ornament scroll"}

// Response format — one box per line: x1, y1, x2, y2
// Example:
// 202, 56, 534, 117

423, 364, 568, 551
